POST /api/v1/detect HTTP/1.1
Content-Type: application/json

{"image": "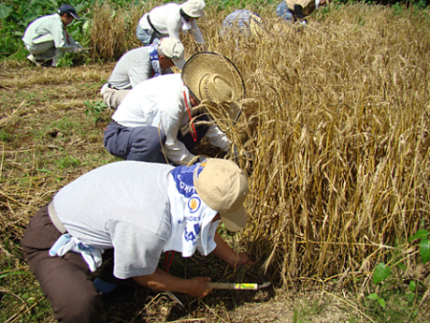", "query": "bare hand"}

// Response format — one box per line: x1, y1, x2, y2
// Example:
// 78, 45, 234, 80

187, 277, 212, 298
227, 252, 256, 268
